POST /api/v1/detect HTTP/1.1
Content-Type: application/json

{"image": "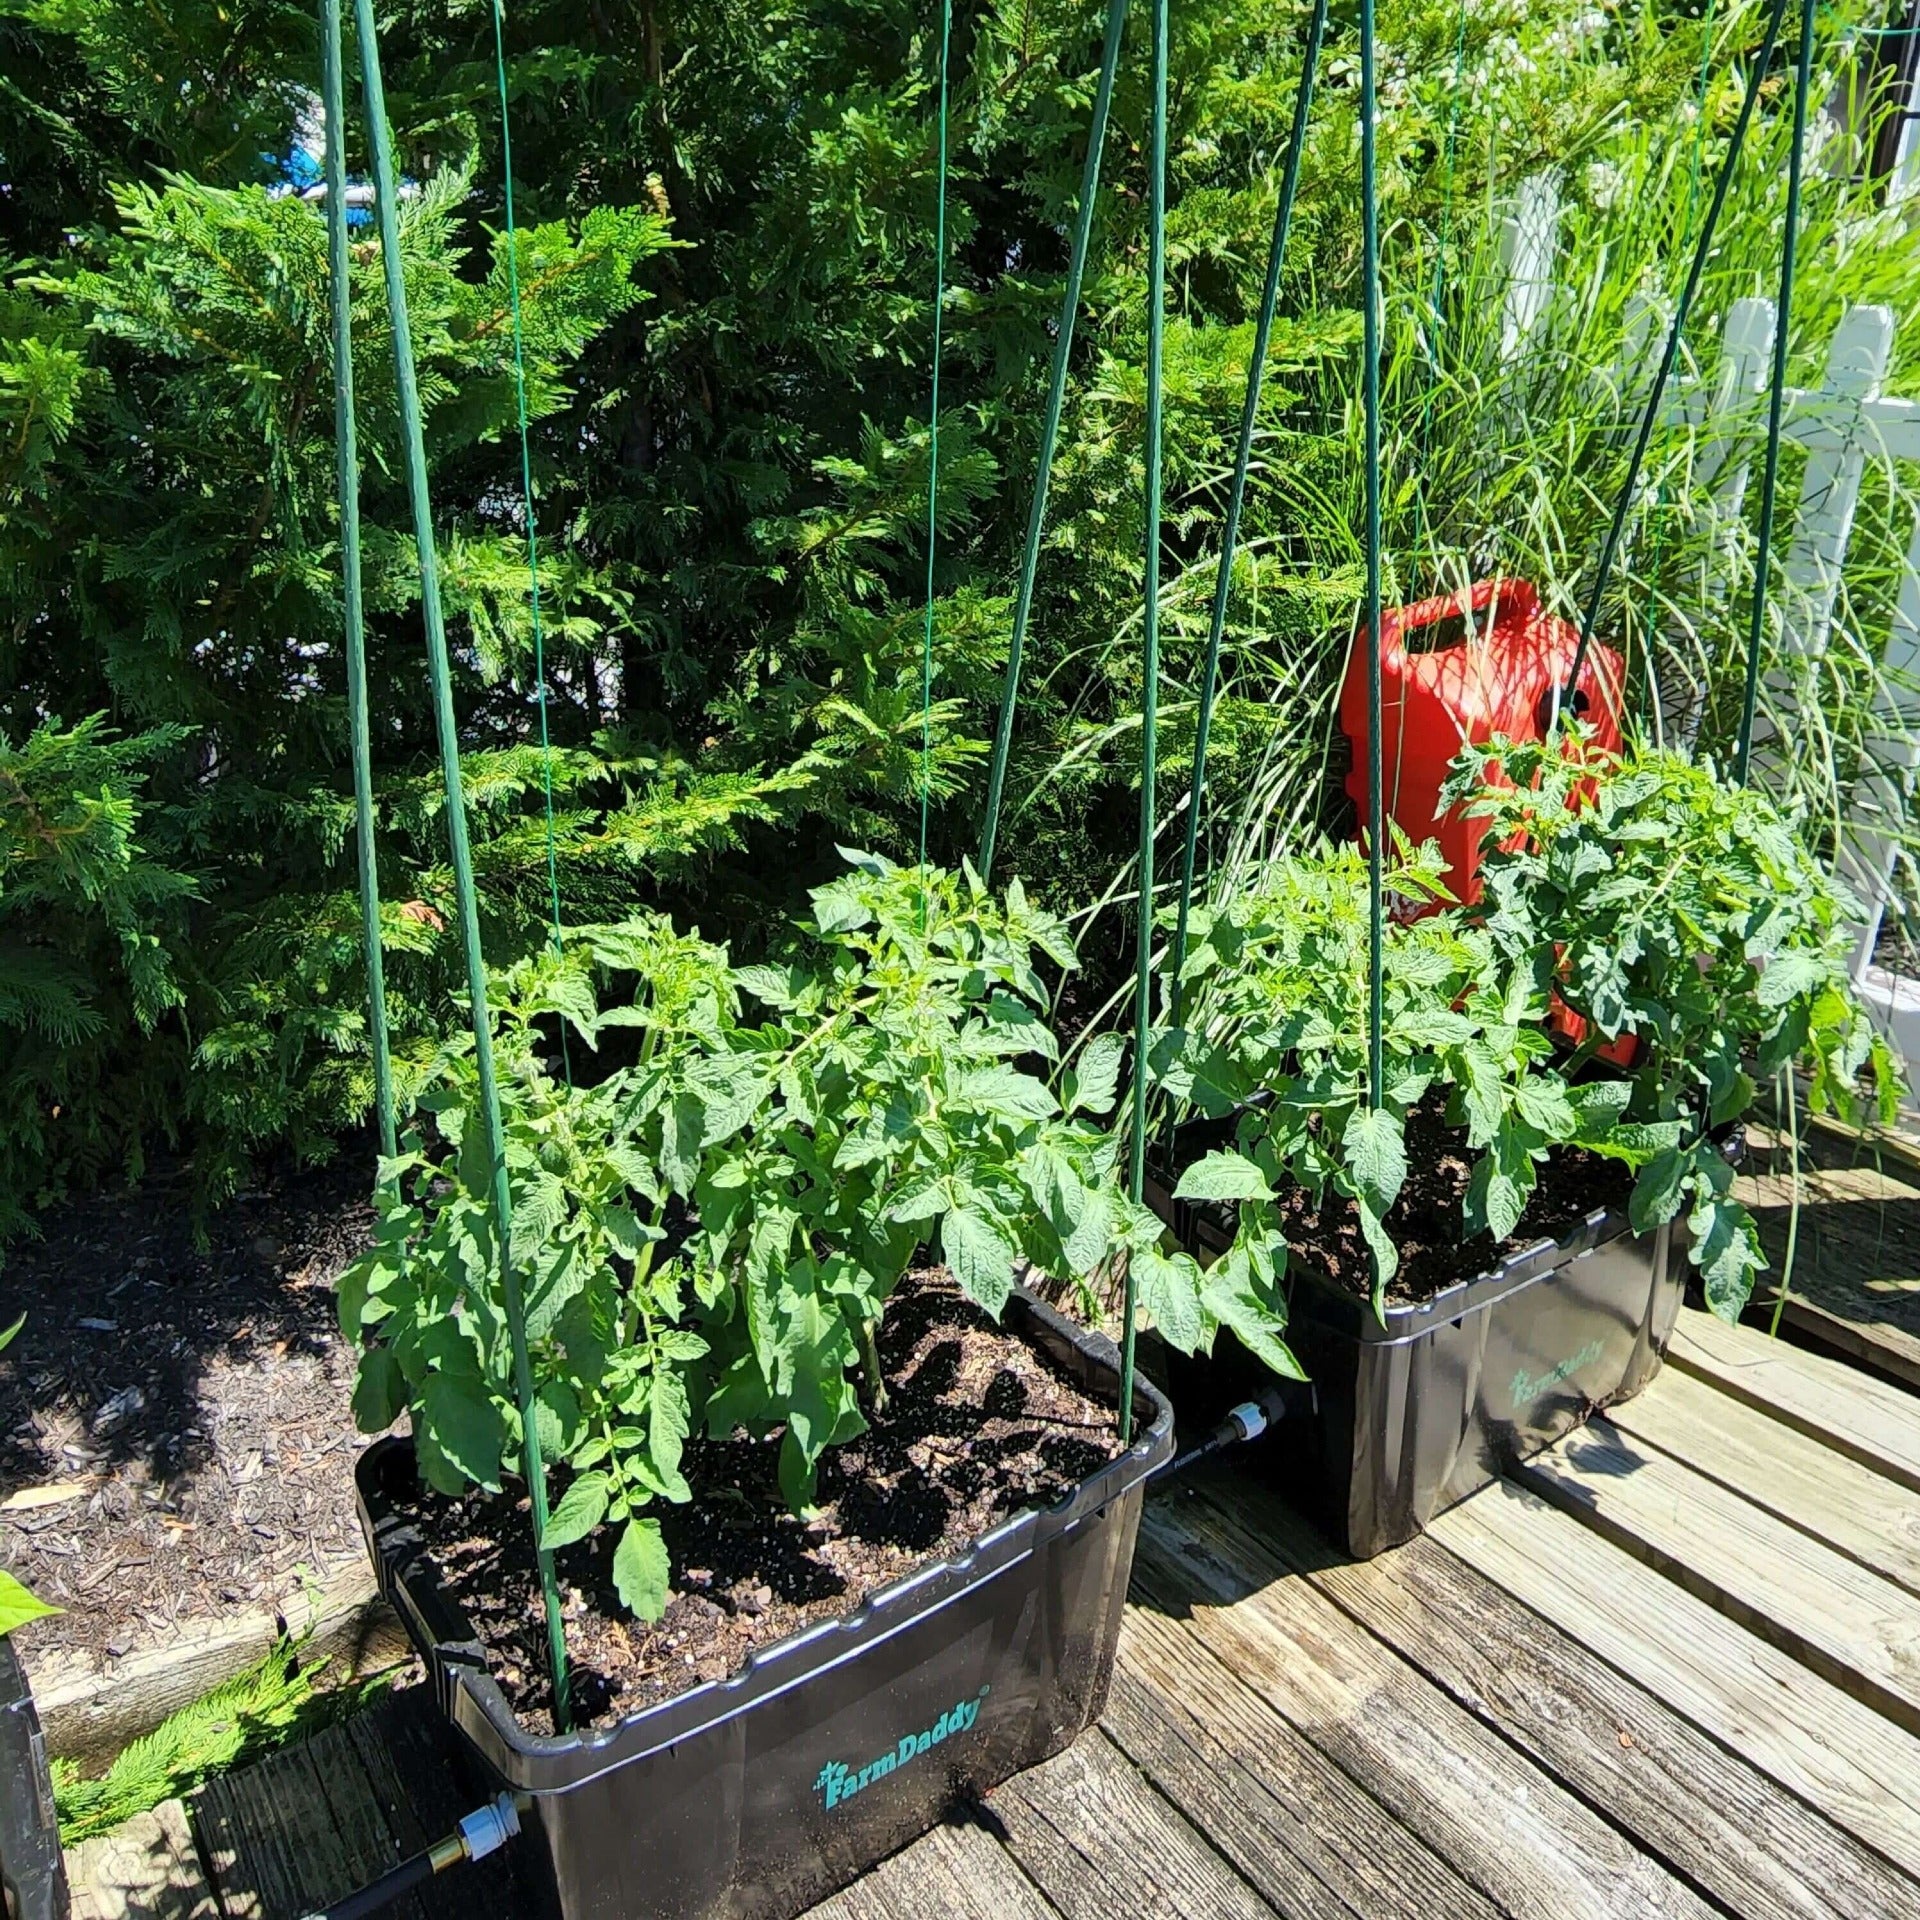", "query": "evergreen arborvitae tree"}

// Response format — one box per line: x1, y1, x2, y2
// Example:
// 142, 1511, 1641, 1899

1, 0, 1901, 1237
